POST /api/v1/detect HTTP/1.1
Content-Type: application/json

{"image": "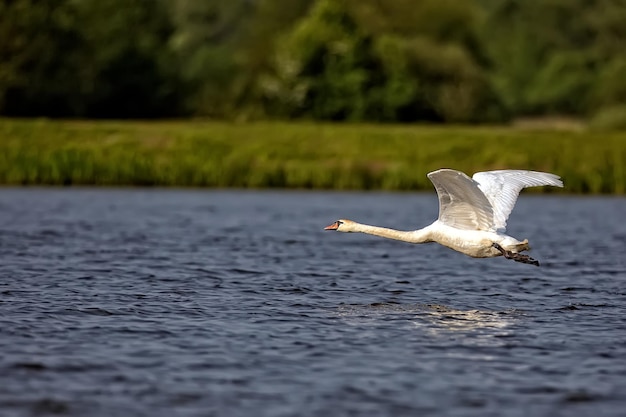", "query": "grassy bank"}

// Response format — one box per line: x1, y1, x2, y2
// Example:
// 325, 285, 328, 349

1, 118, 625, 193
